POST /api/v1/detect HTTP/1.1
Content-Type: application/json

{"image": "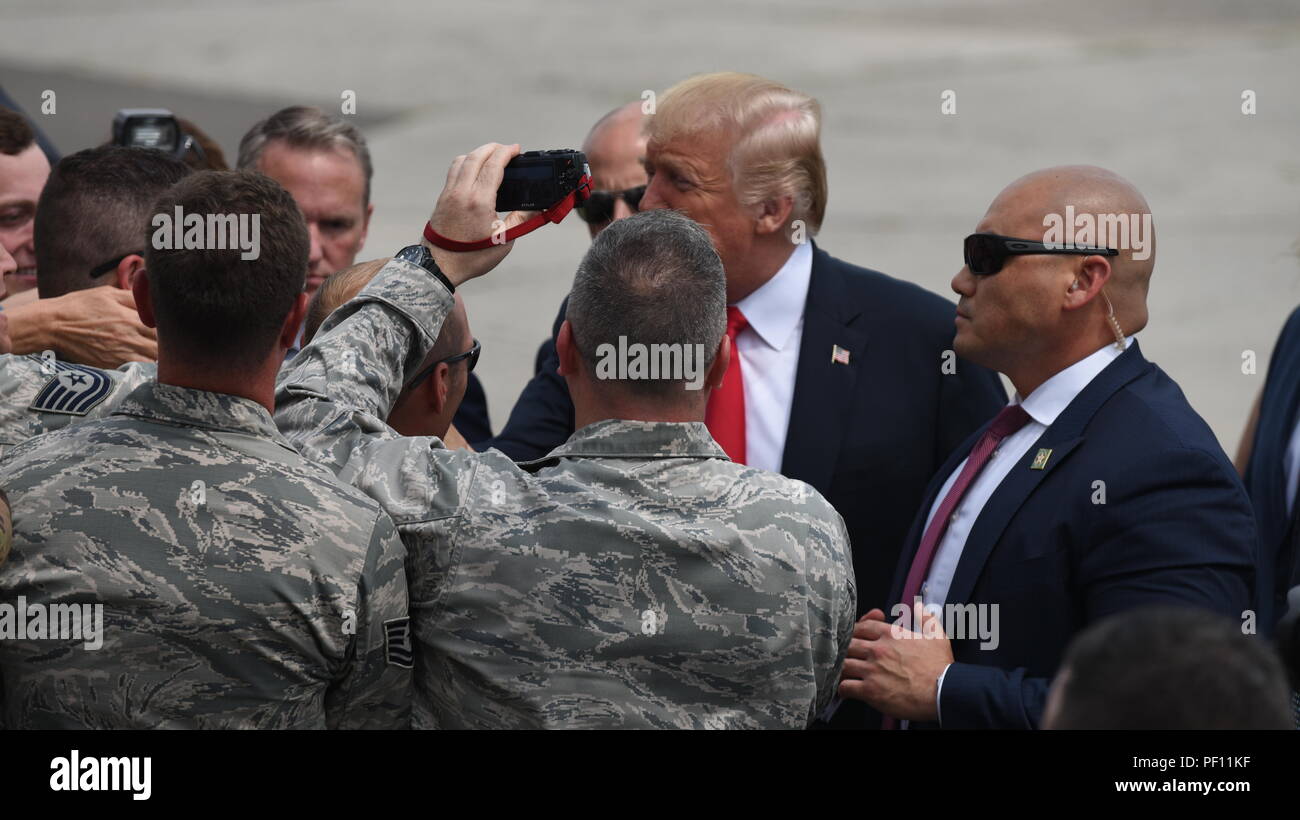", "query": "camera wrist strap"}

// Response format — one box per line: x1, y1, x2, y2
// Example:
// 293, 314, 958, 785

422, 174, 591, 252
